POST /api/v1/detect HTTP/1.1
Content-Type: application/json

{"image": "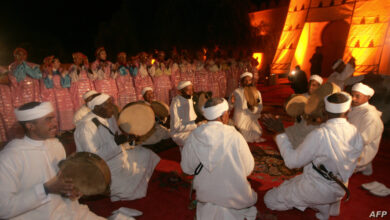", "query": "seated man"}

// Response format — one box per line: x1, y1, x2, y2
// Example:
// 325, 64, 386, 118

170, 81, 198, 147
74, 93, 160, 201
0, 102, 104, 219
348, 83, 384, 176
140, 86, 171, 146
327, 57, 355, 90
229, 72, 264, 143
73, 90, 99, 124
303, 74, 323, 98
262, 92, 363, 220
285, 74, 323, 148
181, 98, 258, 220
